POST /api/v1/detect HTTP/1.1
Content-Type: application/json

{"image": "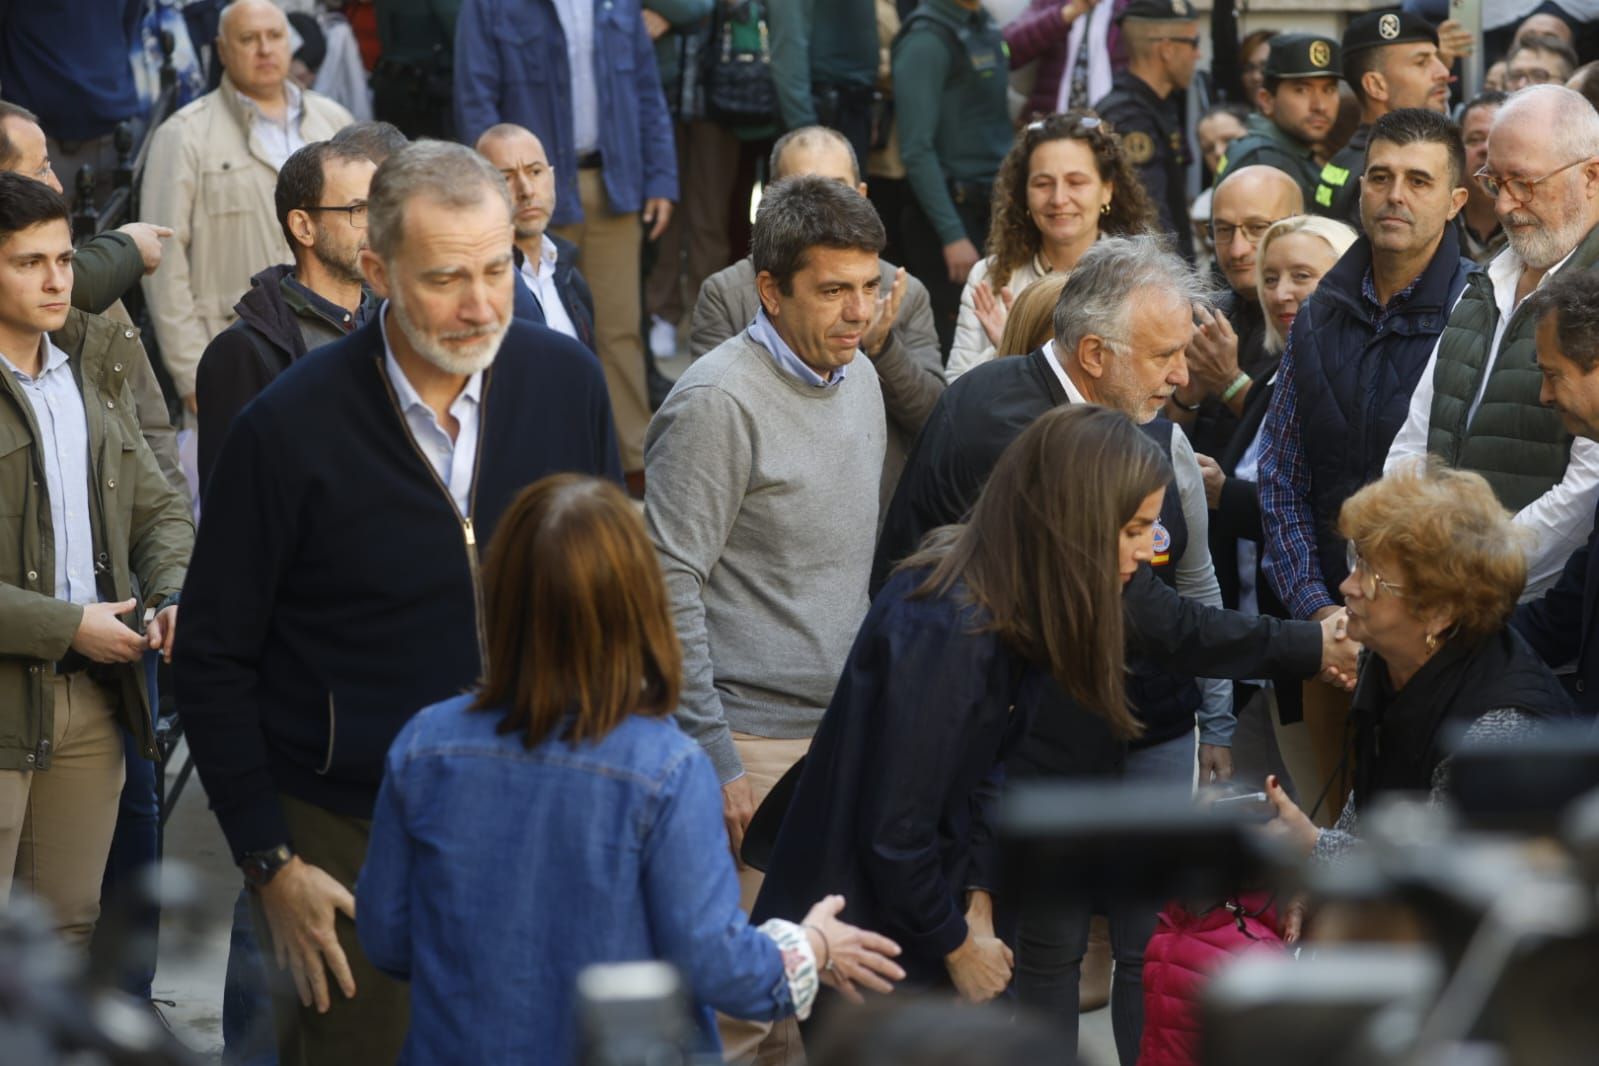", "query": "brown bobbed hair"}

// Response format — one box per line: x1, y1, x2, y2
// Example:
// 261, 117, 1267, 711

473, 474, 682, 747
902, 405, 1171, 739
1338, 459, 1530, 641
996, 273, 1069, 357
985, 110, 1158, 291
